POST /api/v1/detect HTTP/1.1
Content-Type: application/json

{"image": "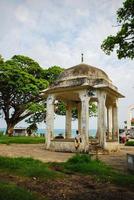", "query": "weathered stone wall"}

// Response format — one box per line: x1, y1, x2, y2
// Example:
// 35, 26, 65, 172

49, 139, 89, 152
104, 141, 119, 152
